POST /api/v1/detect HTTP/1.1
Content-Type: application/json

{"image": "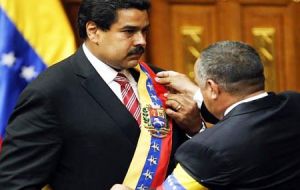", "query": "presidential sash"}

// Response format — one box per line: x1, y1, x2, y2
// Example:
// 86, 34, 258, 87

123, 62, 173, 189
157, 164, 208, 190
